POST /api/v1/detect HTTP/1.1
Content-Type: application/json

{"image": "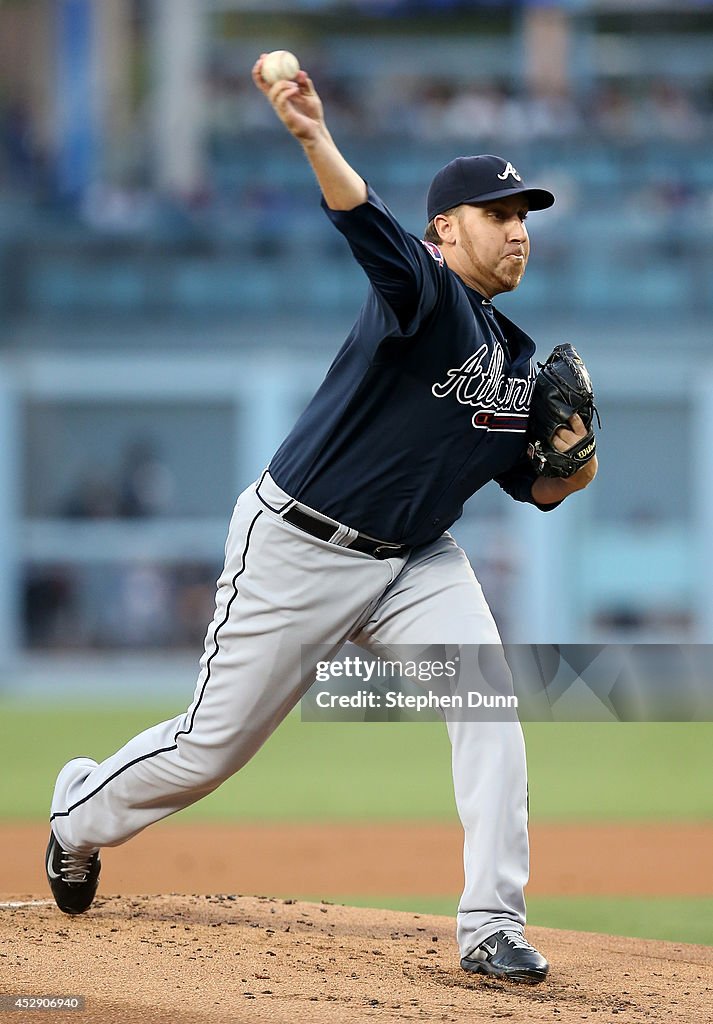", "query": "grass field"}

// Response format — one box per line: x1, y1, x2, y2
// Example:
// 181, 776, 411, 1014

2, 701, 711, 945
342, 896, 713, 948
1, 701, 712, 822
